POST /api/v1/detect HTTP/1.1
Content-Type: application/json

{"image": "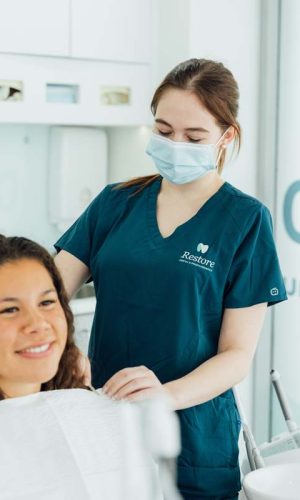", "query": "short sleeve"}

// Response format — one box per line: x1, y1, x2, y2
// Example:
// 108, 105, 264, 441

224, 205, 288, 308
54, 185, 112, 269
